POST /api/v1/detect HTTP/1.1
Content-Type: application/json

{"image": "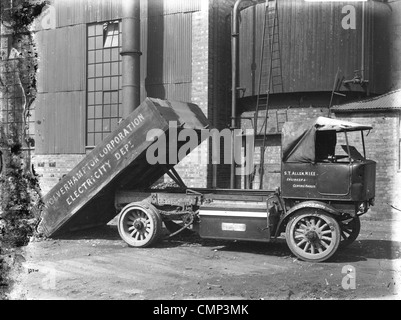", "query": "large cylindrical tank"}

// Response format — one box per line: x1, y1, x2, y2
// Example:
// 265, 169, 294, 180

238, 0, 399, 98
372, 0, 401, 92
